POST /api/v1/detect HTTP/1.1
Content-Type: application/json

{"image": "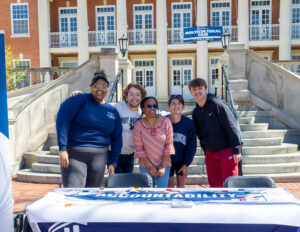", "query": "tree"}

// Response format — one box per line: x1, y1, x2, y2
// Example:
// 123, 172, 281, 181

5, 46, 26, 91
